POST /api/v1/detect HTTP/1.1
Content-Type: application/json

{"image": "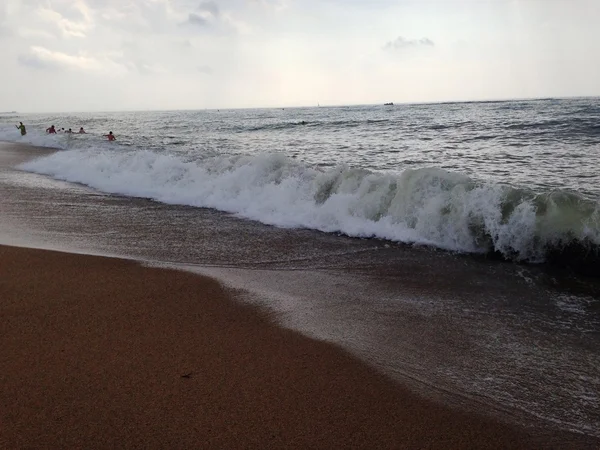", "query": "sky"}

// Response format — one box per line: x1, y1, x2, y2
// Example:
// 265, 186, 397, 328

0, 0, 599, 112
